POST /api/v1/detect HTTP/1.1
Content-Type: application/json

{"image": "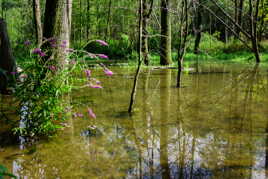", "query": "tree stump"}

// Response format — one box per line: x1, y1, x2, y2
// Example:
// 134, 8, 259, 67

0, 18, 16, 94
